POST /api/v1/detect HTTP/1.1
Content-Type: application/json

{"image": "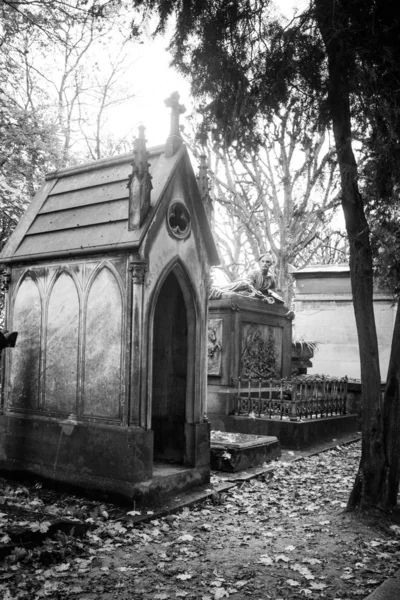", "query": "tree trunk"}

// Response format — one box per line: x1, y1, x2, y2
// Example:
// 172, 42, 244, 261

378, 302, 400, 506
315, 0, 397, 509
